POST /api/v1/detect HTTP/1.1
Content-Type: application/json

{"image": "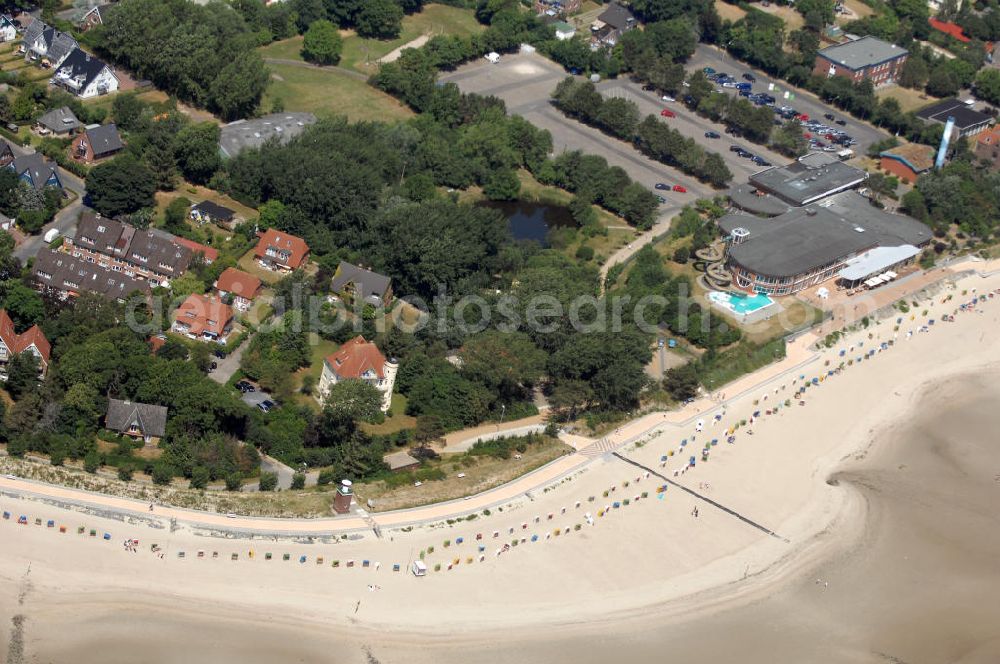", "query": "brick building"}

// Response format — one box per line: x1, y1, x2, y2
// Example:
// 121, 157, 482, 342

879, 144, 935, 183
813, 36, 908, 87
